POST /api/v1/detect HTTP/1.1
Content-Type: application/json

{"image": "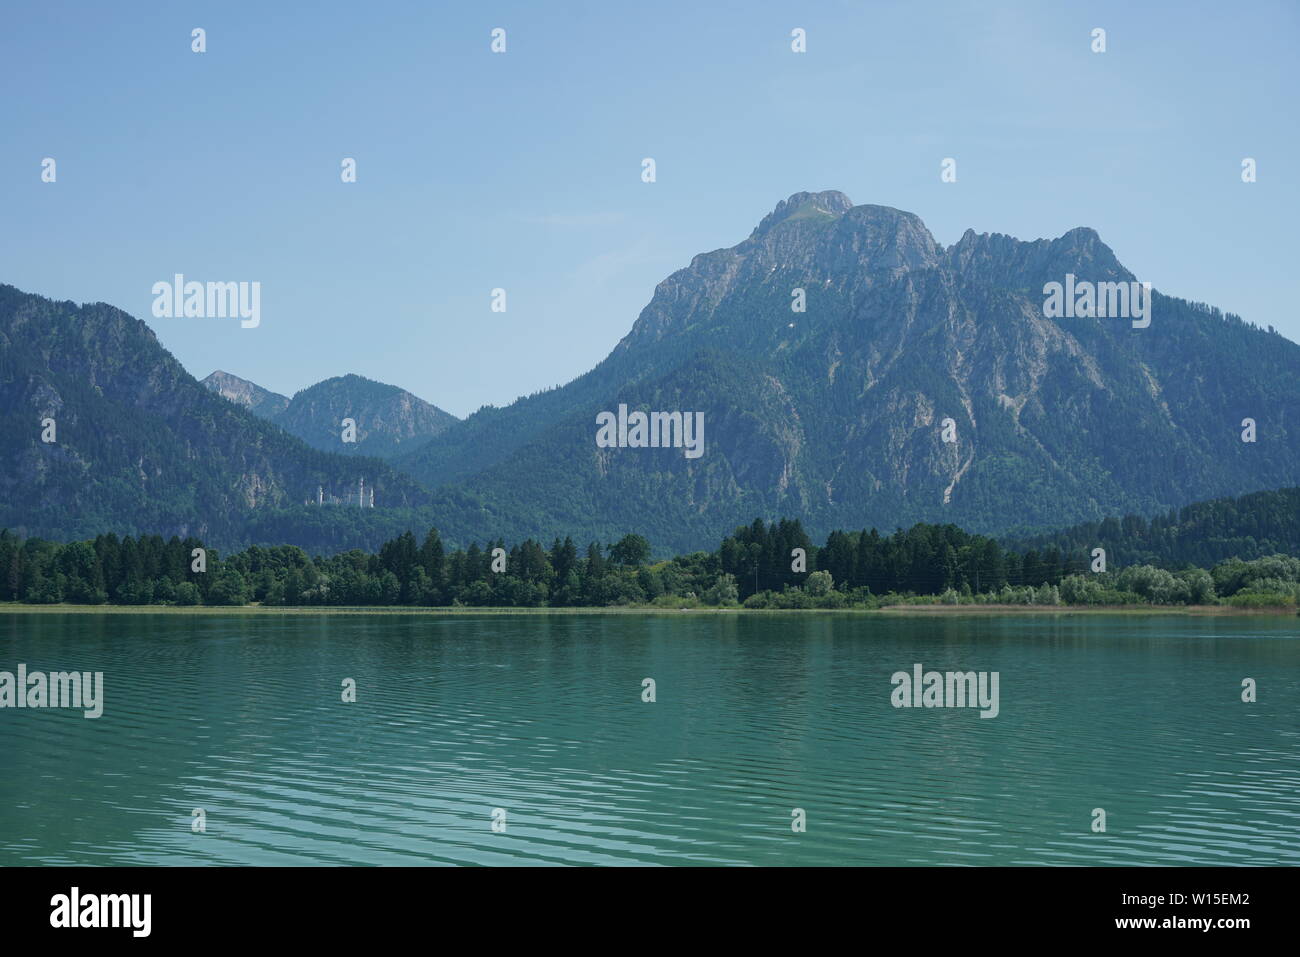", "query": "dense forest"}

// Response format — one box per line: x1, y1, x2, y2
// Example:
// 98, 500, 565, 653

1004, 487, 1300, 569
3, 512, 1298, 610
